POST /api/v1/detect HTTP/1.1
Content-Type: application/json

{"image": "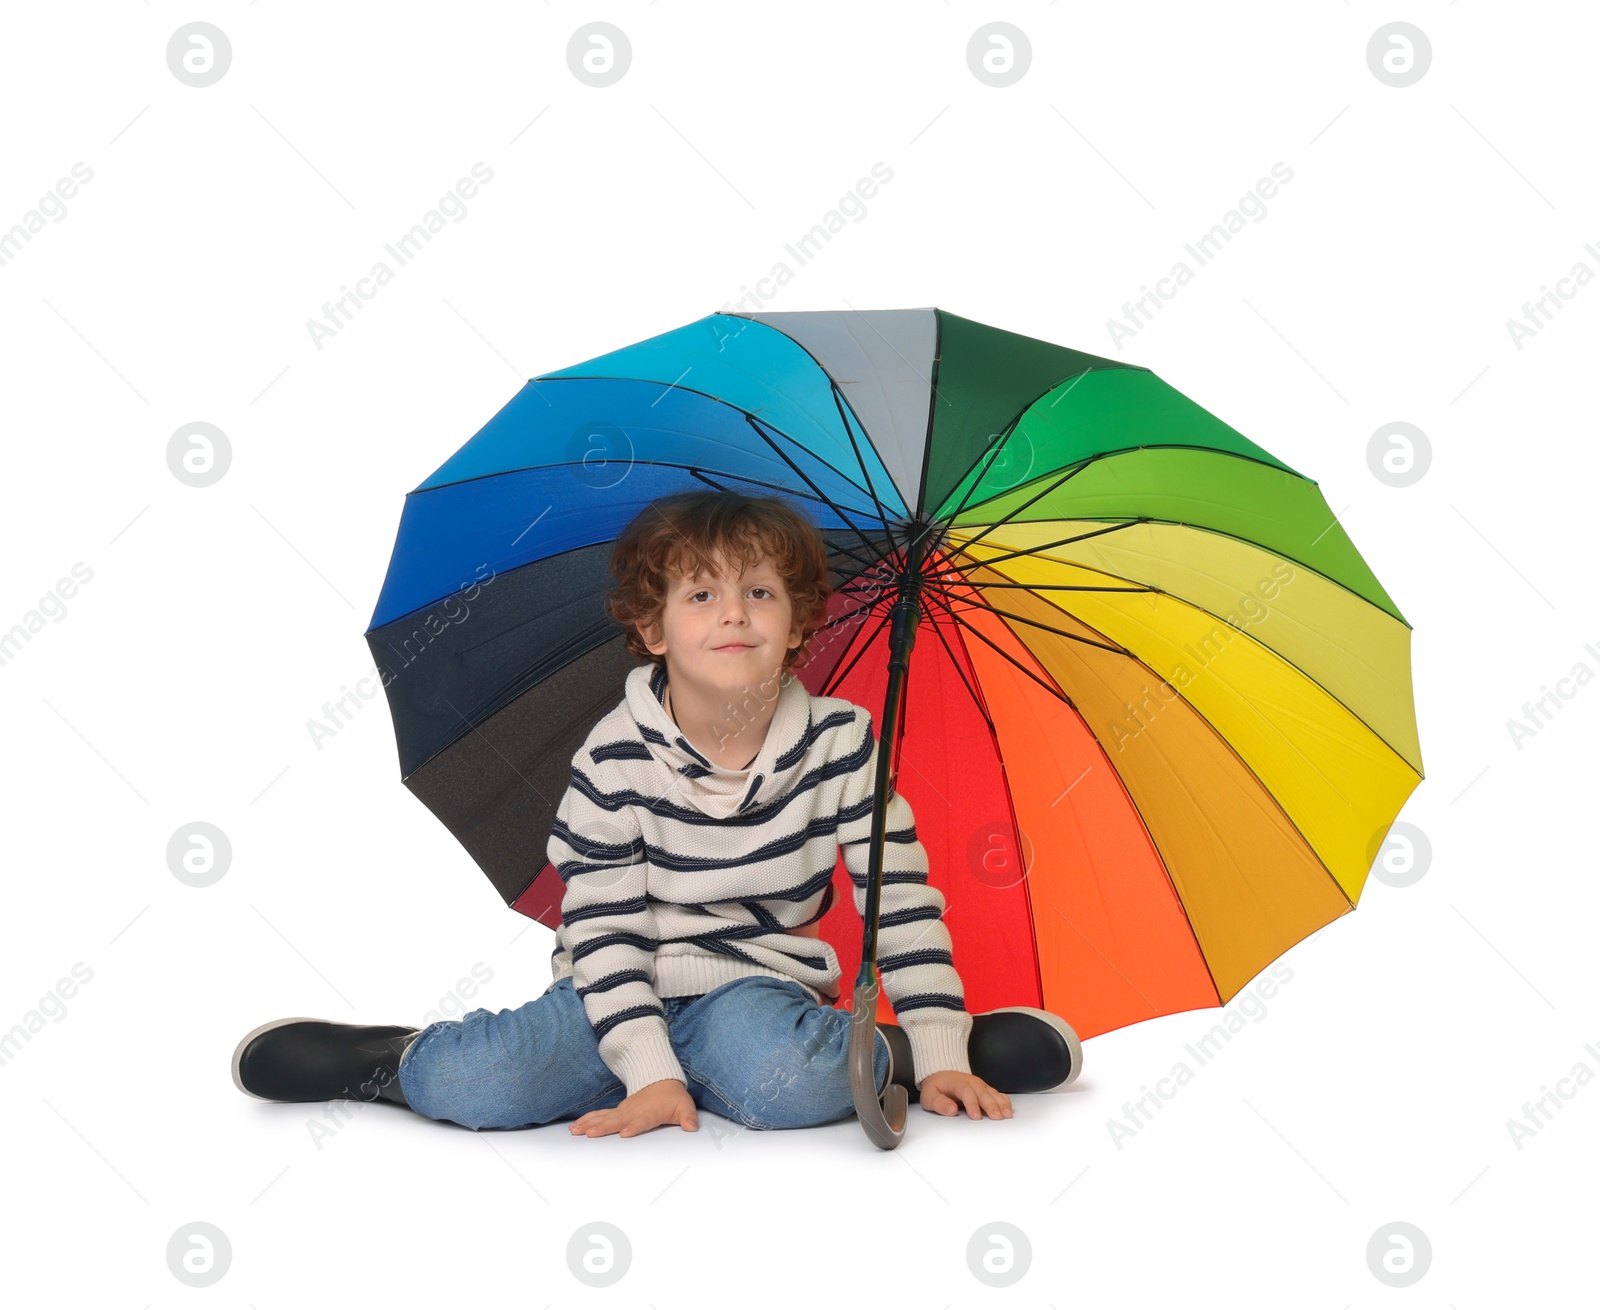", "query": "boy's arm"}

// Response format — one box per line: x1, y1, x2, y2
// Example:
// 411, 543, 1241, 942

837, 714, 973, 1085
549, 763, 687, 1097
